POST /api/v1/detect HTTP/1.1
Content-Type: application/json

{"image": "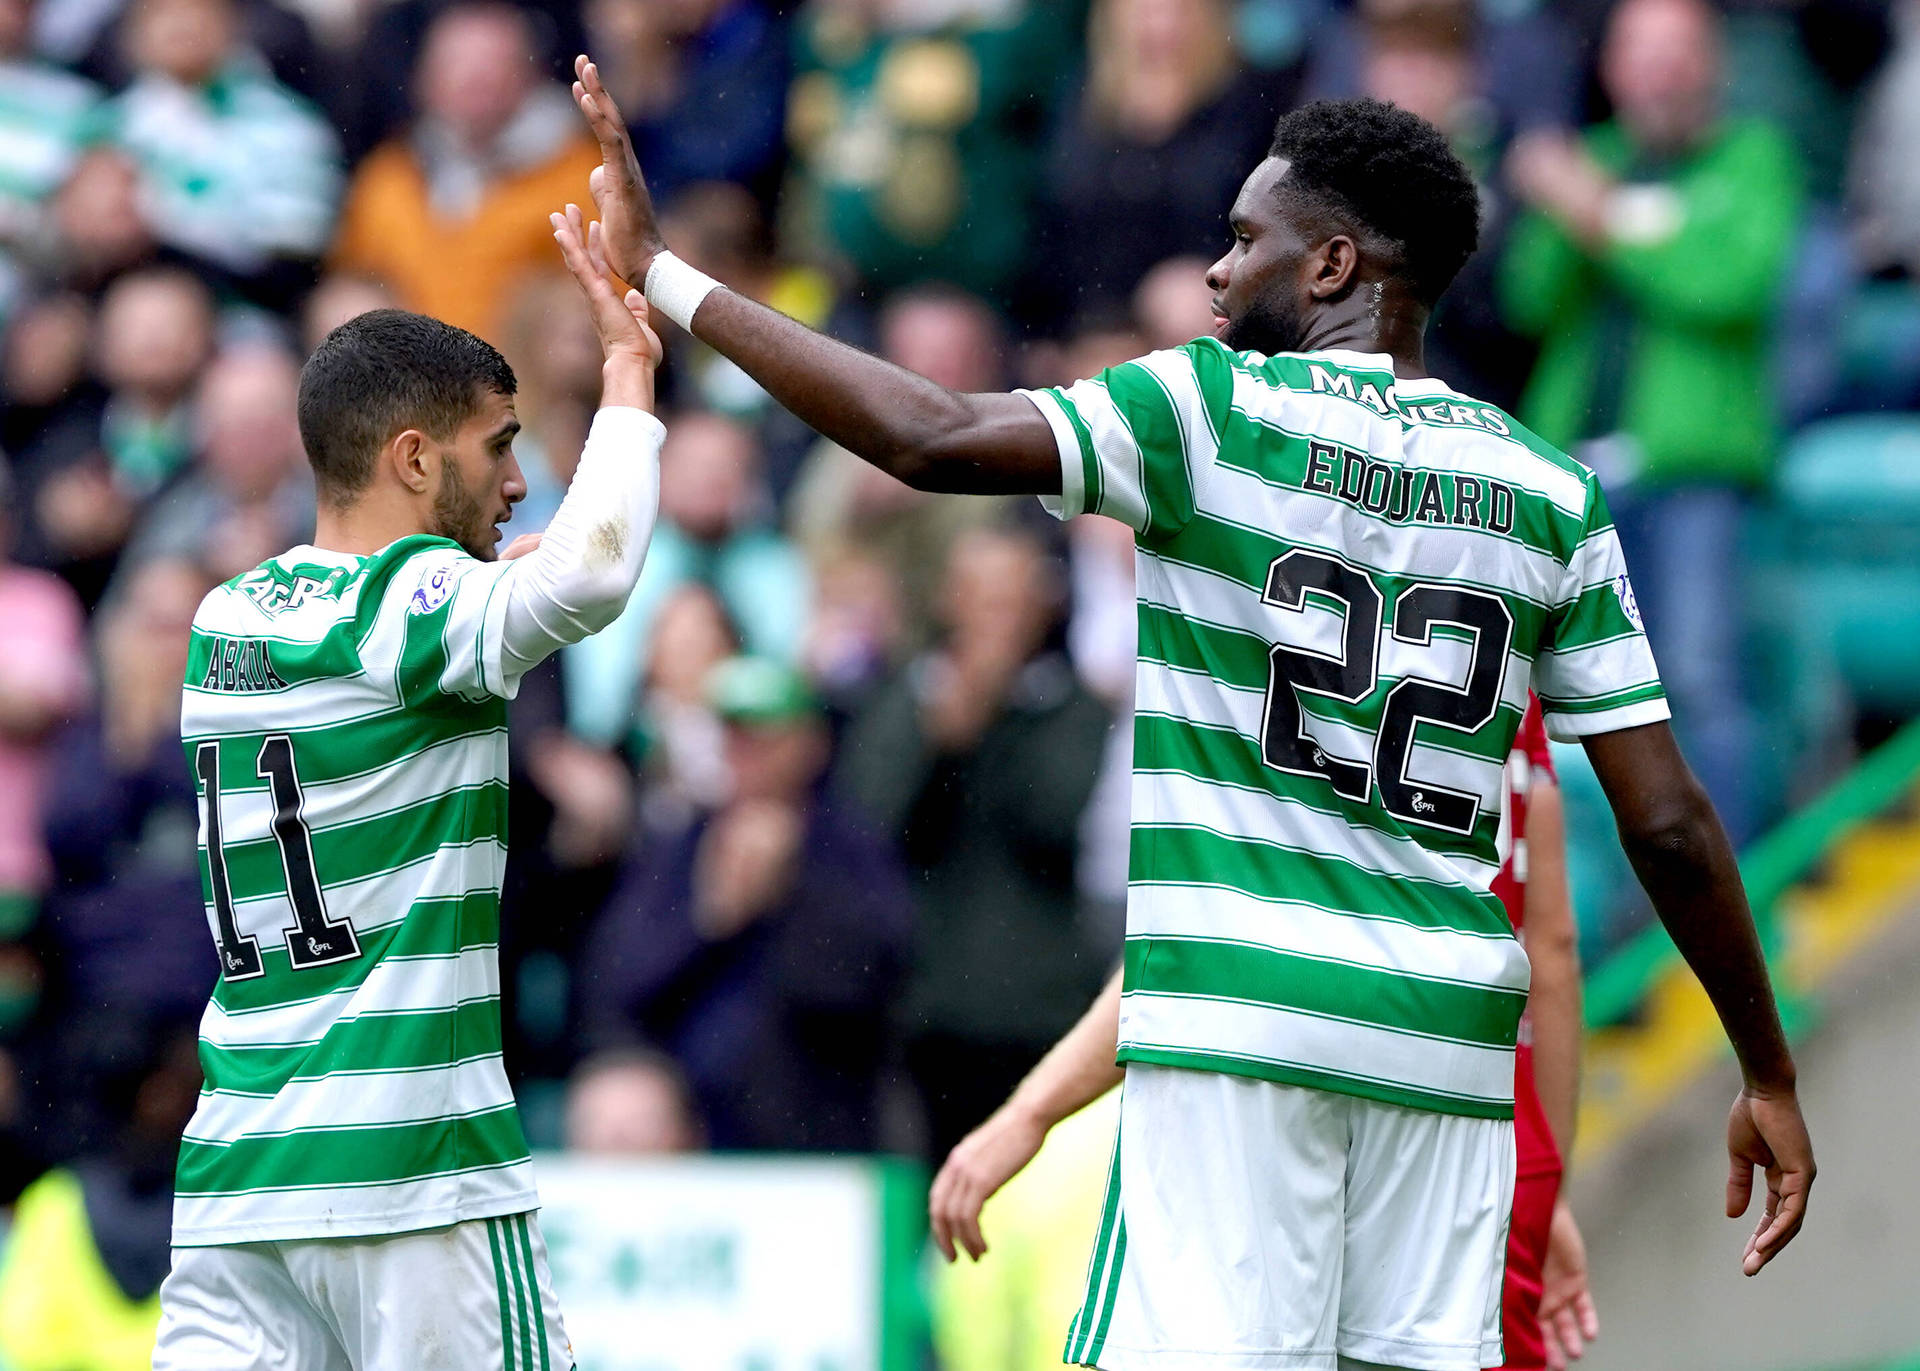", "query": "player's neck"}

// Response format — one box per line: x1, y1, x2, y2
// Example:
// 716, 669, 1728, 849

312, 498, 431, 559
1299, 293, 1431, 380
